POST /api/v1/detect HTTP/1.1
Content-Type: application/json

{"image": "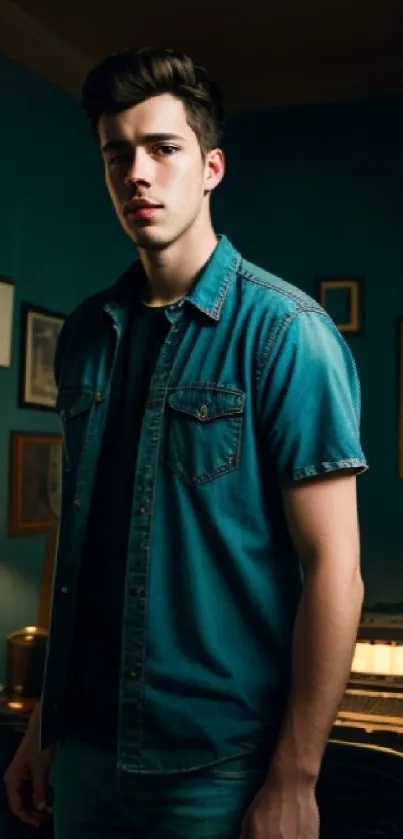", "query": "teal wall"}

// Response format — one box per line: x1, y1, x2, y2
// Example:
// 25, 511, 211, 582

0, 55, 133, 682
215, 97, 403, 609
0, 51, 402, 681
